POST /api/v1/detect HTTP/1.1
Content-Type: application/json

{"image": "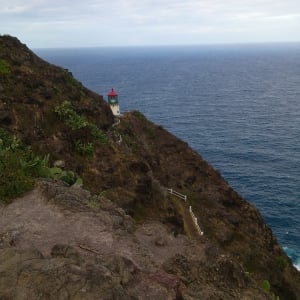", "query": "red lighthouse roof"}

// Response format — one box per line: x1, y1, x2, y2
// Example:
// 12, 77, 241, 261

108, 88, 118, 97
